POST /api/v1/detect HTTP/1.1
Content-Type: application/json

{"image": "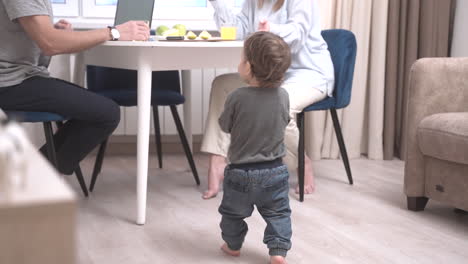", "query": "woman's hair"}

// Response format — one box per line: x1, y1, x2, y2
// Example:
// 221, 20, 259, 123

243, 31, 291, 89
258, 0, 285, 12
